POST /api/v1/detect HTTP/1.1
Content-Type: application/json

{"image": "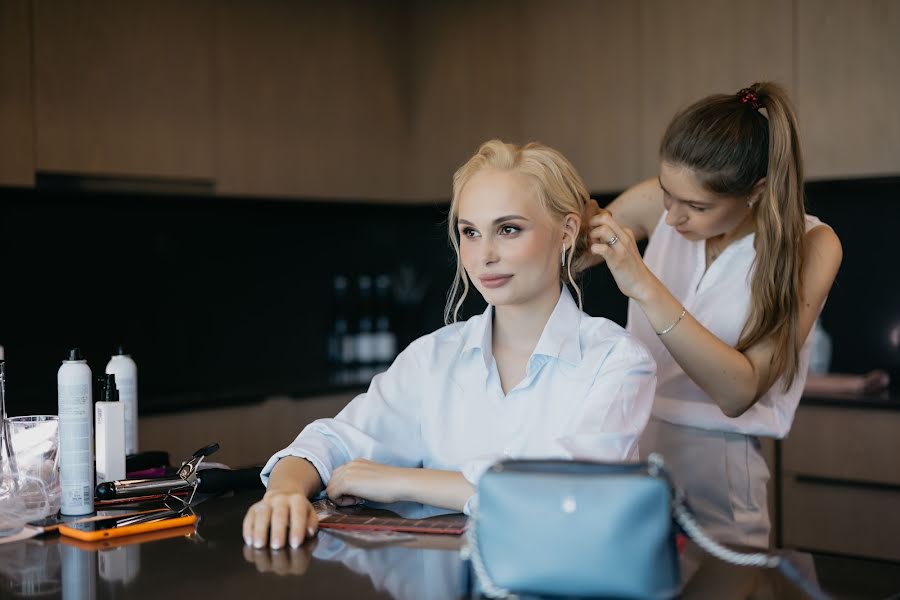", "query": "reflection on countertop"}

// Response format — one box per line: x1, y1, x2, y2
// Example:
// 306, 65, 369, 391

2, 491, 898, 599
